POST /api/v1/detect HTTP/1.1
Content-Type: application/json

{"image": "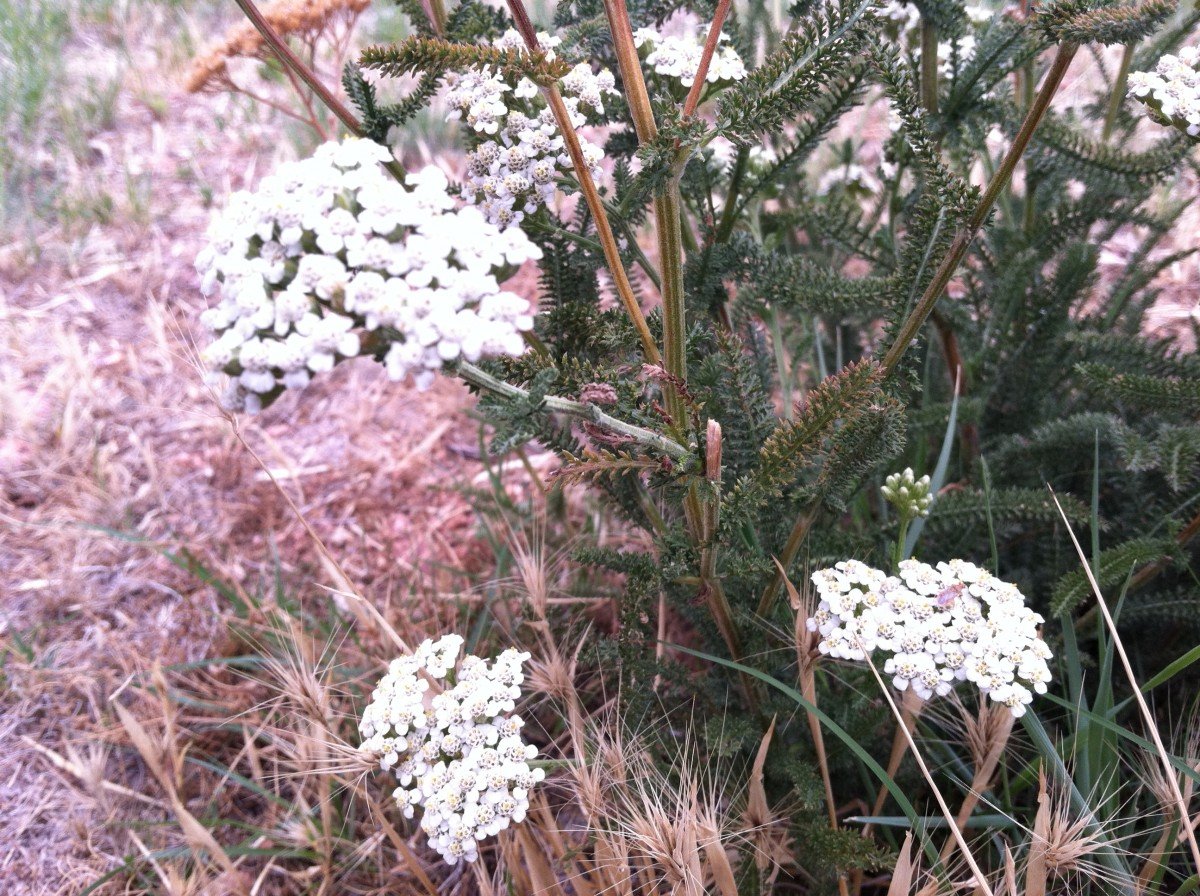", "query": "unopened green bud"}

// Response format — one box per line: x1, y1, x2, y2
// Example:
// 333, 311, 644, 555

881, 467, 932, 520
